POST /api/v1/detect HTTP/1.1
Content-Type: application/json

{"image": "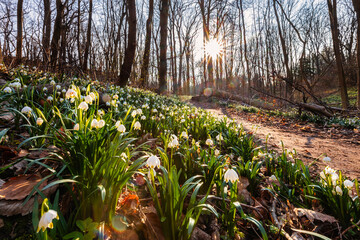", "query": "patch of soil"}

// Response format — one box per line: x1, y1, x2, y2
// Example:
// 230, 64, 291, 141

191, 100, 360, 180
